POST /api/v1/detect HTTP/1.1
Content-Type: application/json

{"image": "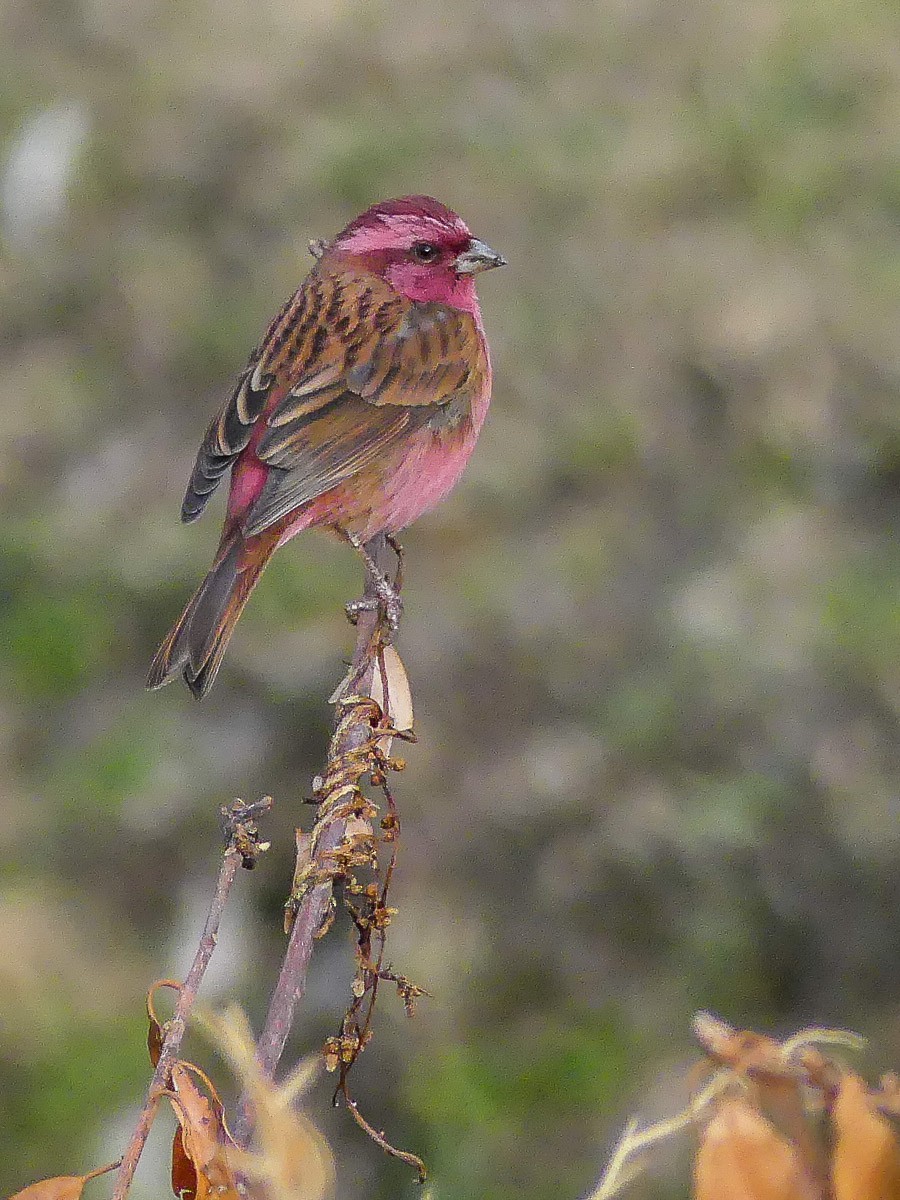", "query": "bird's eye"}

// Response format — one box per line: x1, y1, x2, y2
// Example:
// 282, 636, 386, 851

412, 242, 439, 263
